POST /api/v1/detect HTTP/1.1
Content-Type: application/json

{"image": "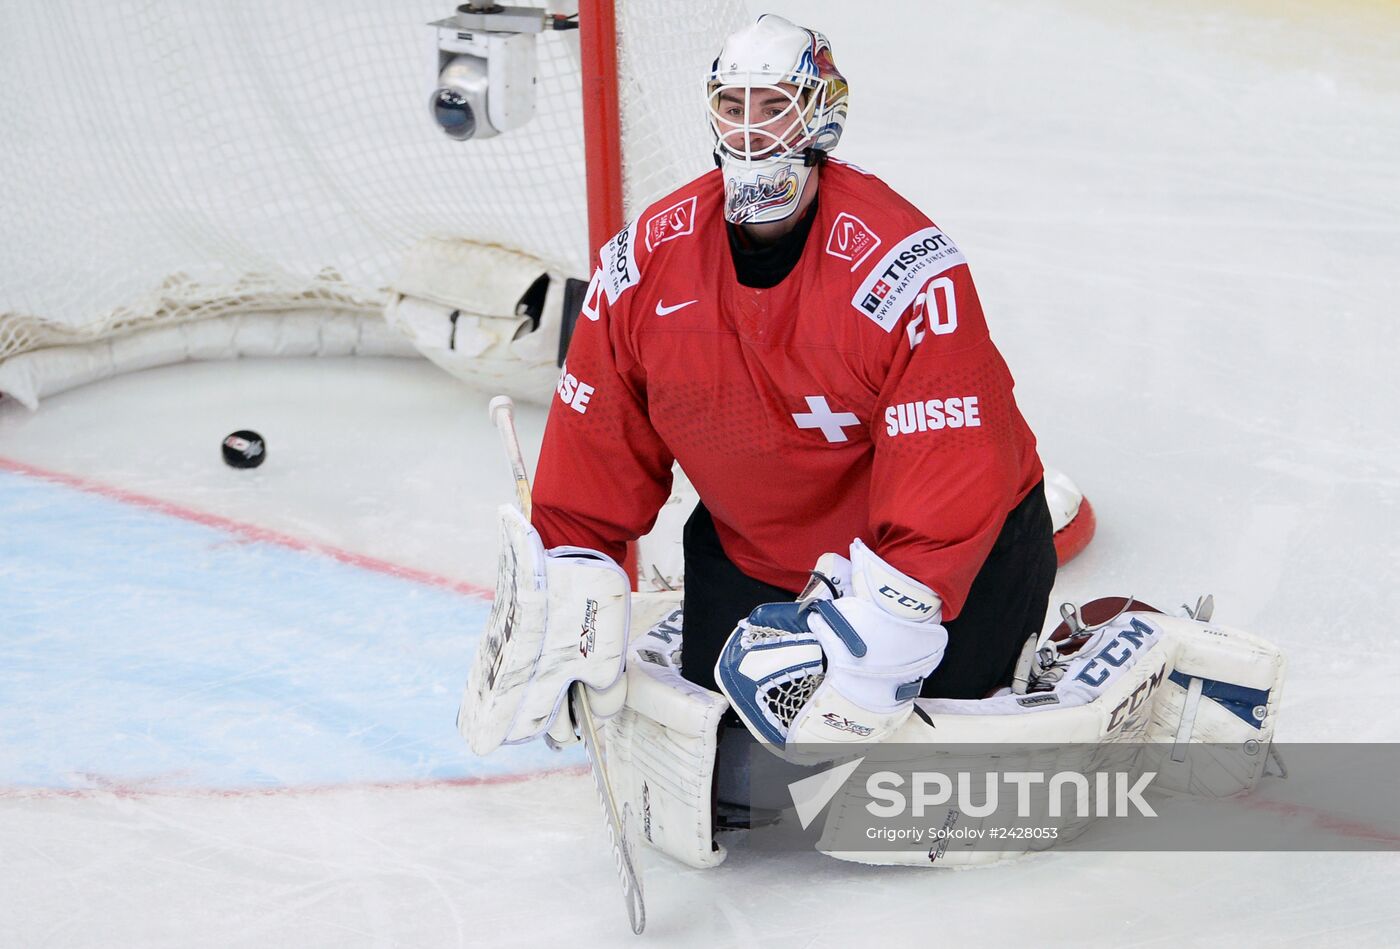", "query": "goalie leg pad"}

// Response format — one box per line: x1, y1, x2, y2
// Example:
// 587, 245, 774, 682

815, 609, 1287, 867
458, 505, 630, 754
1141, 615, 1286, 797
817, 610, 1177, 868
608, 602, 730, 869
